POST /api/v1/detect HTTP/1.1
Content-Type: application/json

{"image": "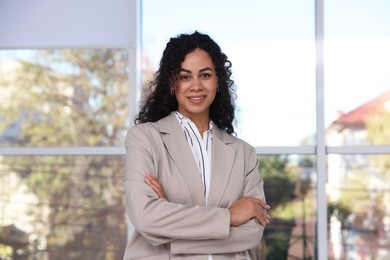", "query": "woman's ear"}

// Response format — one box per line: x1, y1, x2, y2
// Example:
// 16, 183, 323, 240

170, 83, 178, 95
